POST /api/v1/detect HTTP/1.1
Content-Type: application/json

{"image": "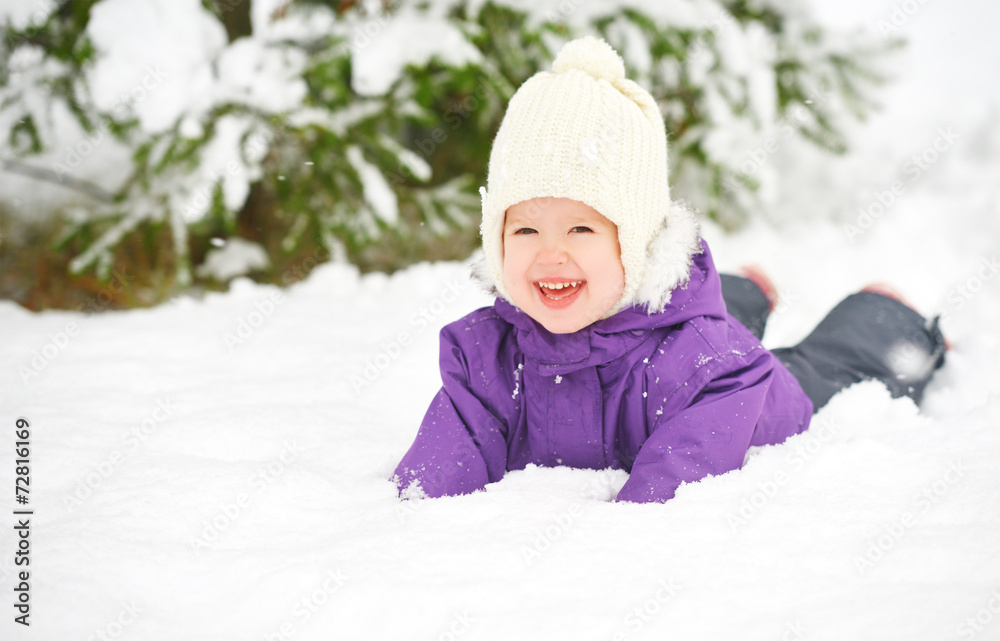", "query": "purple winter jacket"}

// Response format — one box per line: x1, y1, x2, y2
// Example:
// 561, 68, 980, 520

391, 240, 813, 503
